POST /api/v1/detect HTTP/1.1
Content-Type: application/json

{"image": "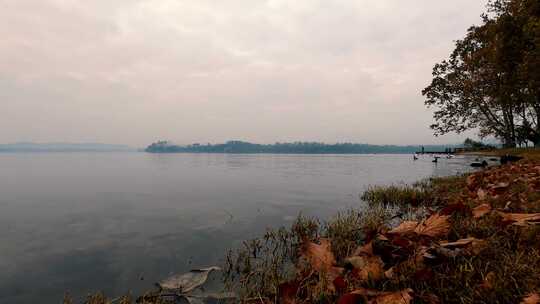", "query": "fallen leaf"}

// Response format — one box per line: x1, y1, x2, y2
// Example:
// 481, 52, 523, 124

466, 175, 477, 189
420, 293, 441, 304
278, 281, 299, 304
497, 212, 540, 226
492, 182, 510, 190
353, 241, 373, 256
440, 202, 470, 216
158, 266, 221, 292
392, 237, 413, 249
369, 289, 413, 304
477, 188, 487, 200
439, 238, 487, 255
301, 238, 336, 272
388, 221, 418, 235
346, 256, 384, 282
333, 276, 348, 292
521, 293, 540, 304
384, 267, 395, 279
337, 293, 363, 304
347, 288, 413, 304
414, 214, 450, 238
479, 271, 496, 290
472, 204, 492, 218
413, 268, 434, 281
